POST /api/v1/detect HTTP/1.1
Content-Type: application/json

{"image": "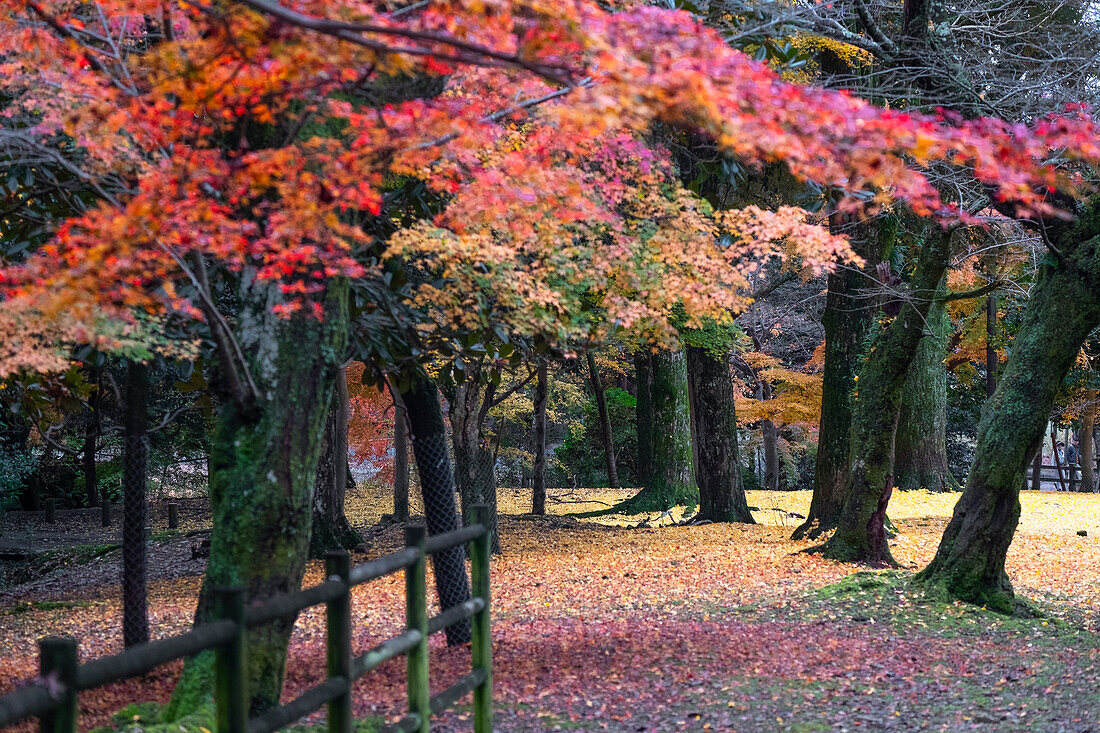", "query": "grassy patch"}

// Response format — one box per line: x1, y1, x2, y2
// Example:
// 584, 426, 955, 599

4, 599, 95, 615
